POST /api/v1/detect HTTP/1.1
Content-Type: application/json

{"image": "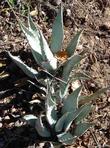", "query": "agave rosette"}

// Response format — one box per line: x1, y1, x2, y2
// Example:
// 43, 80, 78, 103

7, 4, 110, 146
8, 6, 83, 80
23, 80, 93, 145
